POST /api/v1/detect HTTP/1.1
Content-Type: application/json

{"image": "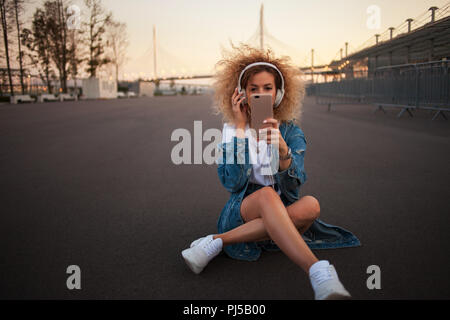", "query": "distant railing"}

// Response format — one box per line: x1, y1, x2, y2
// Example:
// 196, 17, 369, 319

307, 60, 450, 120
